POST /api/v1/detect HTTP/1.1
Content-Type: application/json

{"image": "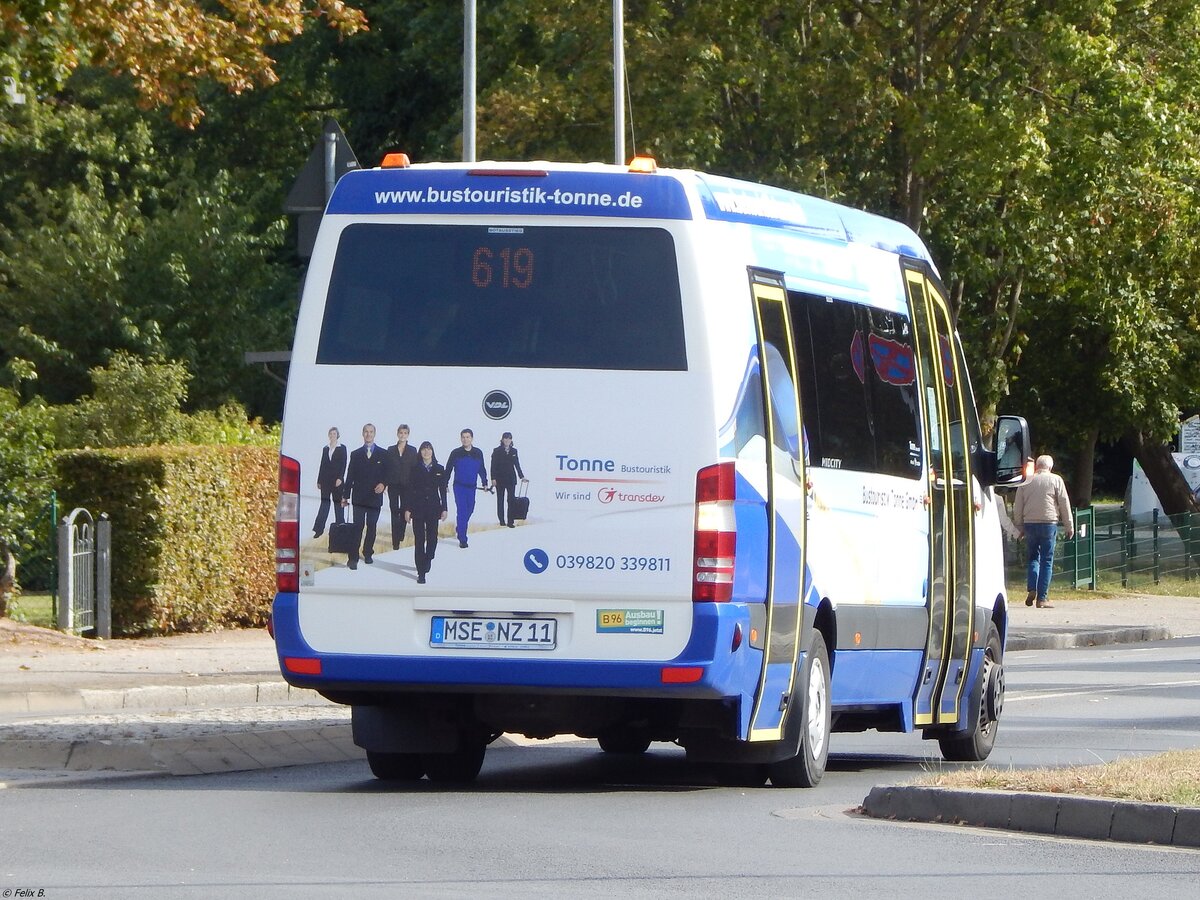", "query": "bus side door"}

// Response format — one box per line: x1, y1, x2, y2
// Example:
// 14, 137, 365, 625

746, 269, 809, 740
904, 263, 976, 726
